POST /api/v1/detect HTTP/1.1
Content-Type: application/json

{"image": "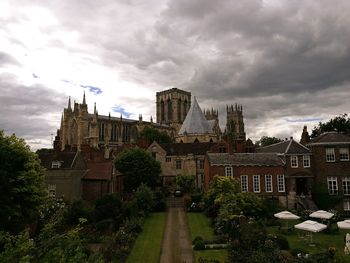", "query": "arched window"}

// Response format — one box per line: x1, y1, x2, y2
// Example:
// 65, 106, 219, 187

167, 99, 172, 121
161, 100, 165, 122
